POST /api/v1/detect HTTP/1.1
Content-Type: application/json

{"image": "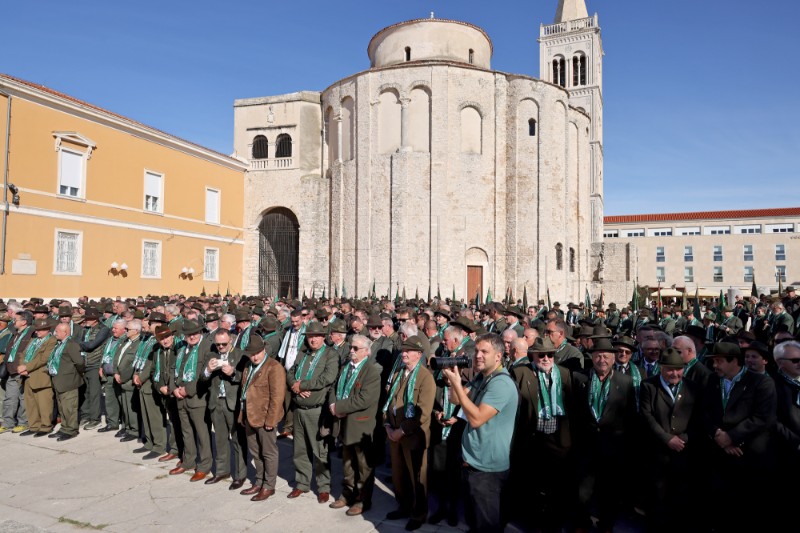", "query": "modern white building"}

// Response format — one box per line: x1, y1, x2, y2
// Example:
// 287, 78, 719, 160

603, 207, 800, 294
233, 0, 624, 304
